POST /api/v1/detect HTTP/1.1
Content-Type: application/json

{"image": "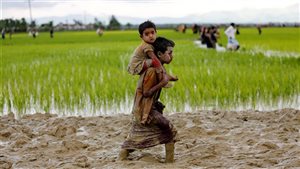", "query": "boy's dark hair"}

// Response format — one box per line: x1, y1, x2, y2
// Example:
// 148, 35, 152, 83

153, 37, 175, 55
138, 20, 156, 35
